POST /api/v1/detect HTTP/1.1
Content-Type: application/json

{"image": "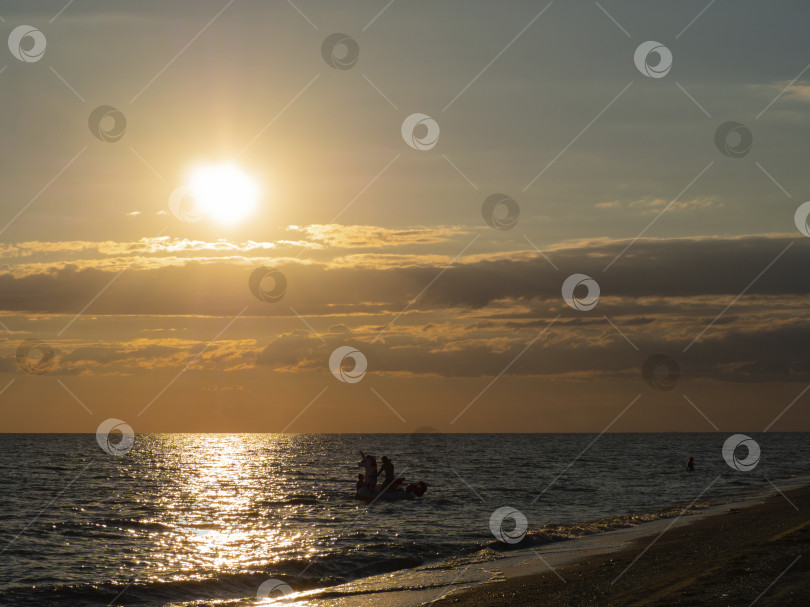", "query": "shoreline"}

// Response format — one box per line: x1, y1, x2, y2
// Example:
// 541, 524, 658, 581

430, 483, 810, 607
269, 478, 810, 607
